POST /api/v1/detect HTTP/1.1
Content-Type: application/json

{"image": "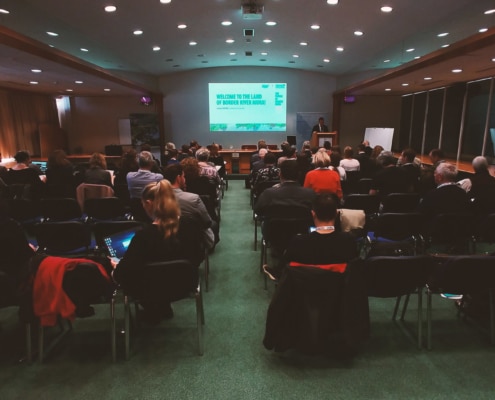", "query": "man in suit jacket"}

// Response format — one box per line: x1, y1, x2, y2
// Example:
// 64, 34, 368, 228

312, 117, 329, 133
